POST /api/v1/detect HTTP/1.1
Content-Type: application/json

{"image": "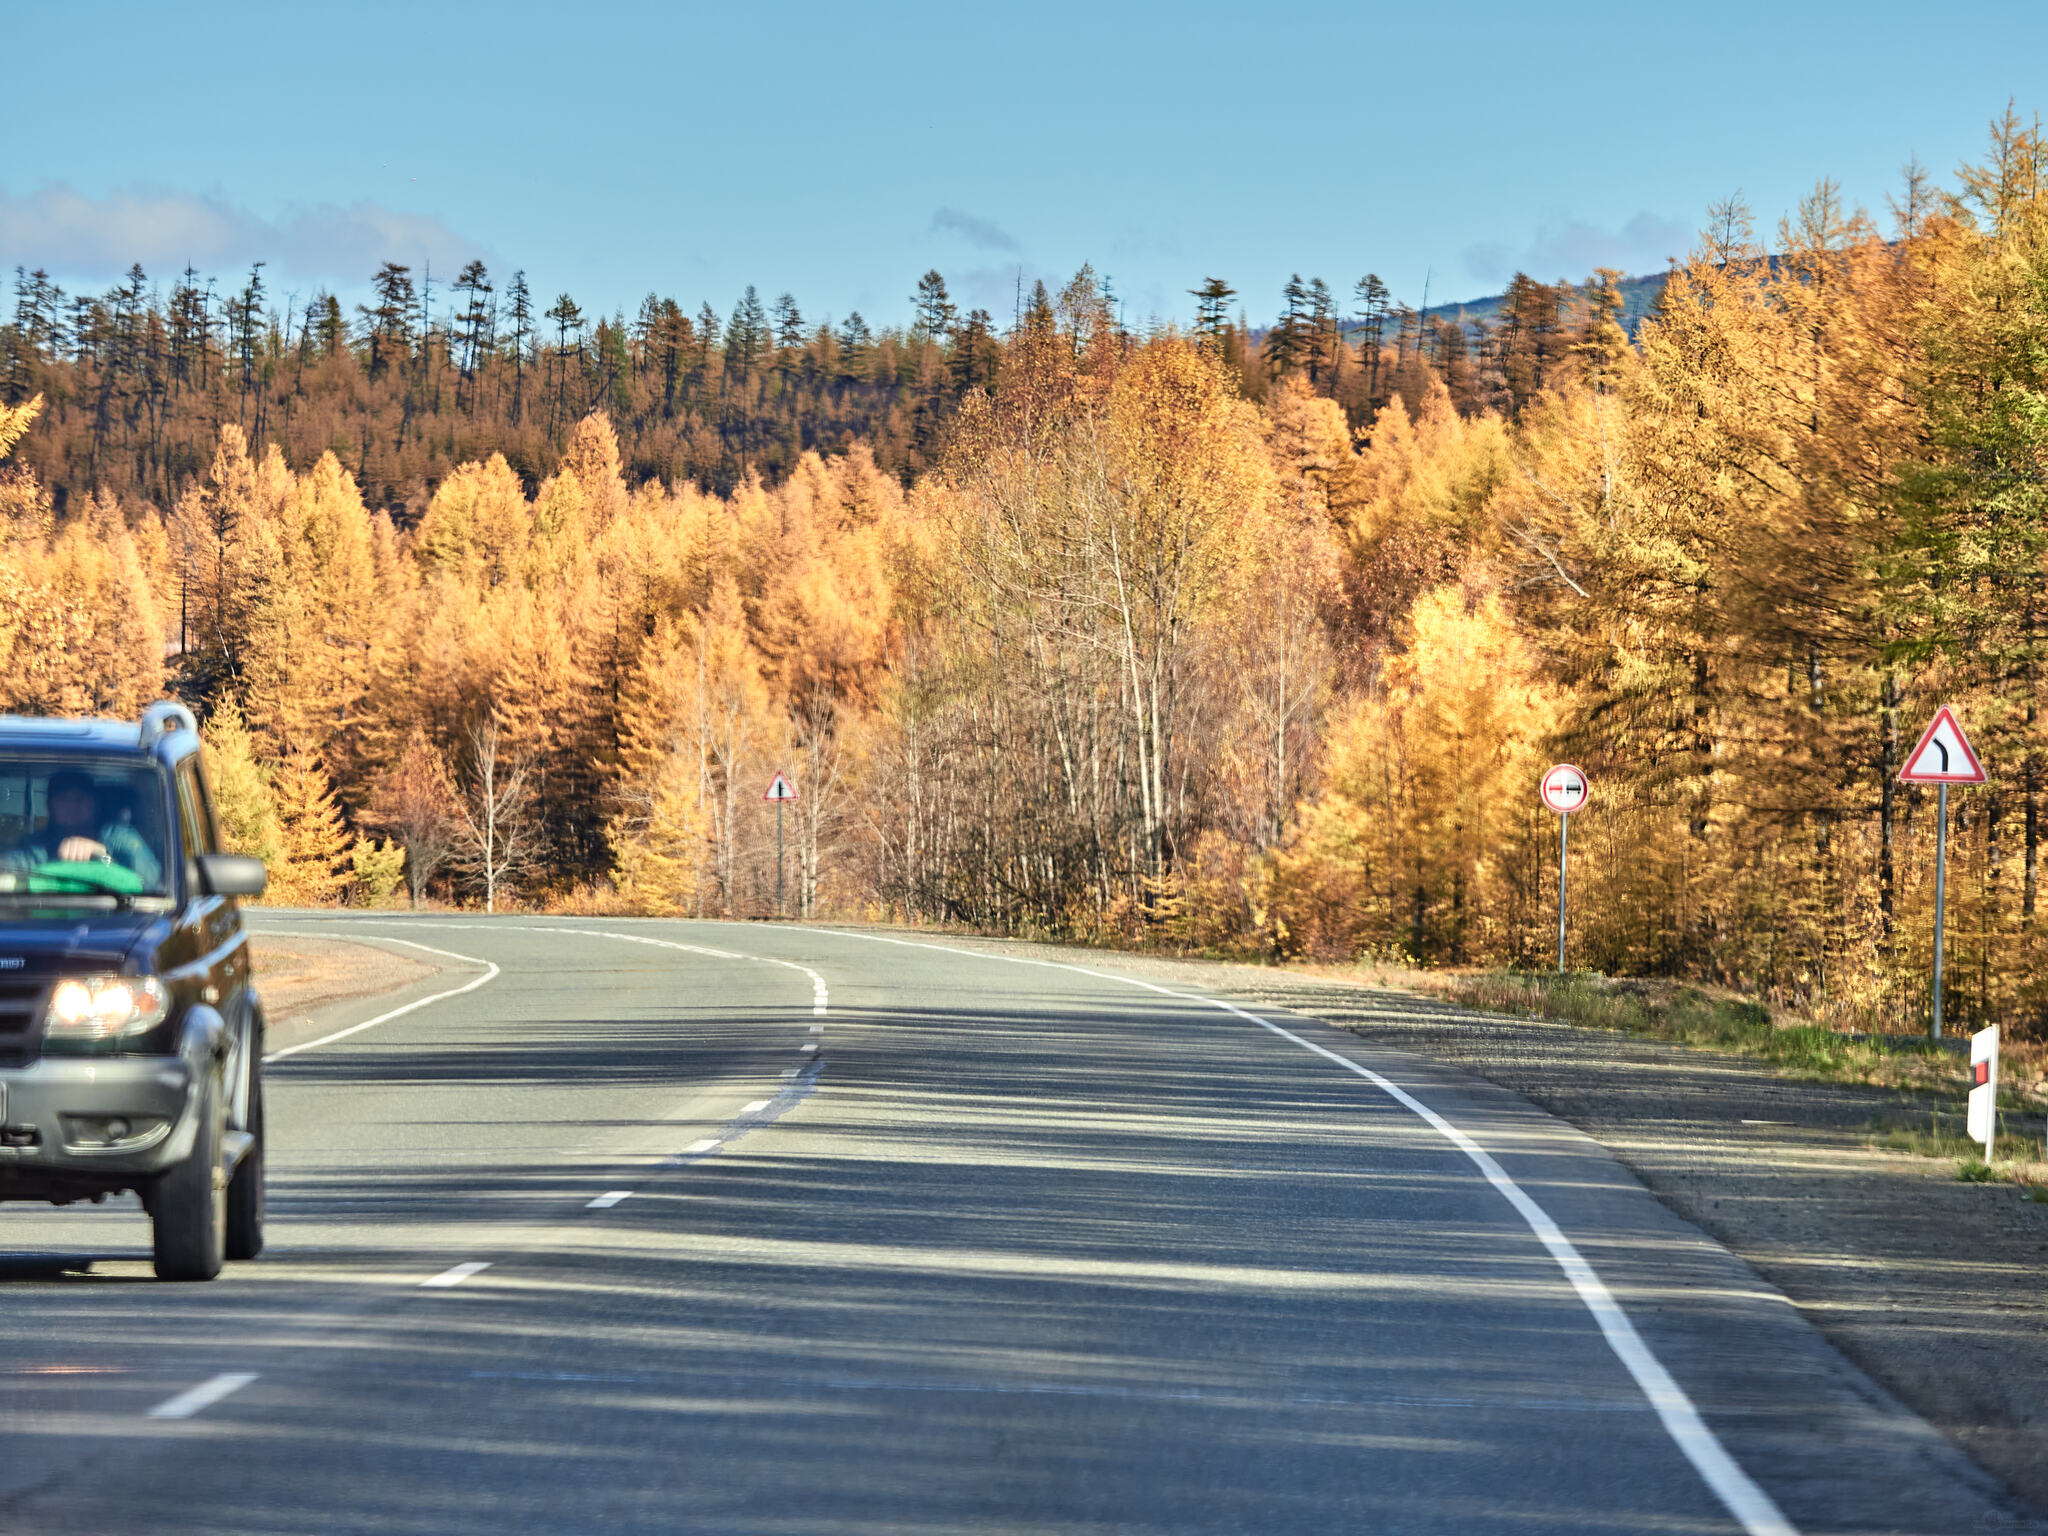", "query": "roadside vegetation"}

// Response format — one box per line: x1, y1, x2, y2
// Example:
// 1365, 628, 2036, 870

1306, 959, 2048, 1188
